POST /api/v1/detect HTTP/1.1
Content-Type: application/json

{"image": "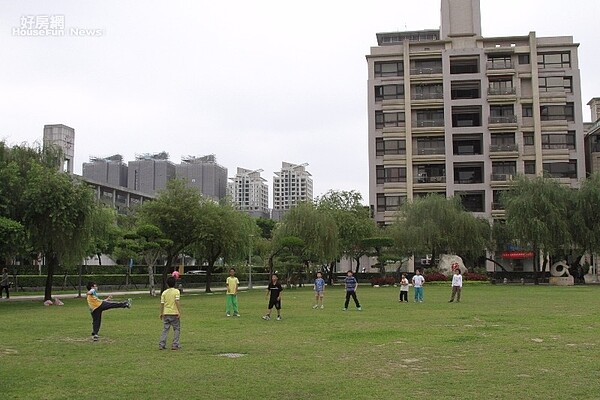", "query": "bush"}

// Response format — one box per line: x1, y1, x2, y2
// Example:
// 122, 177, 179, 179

424, 272, 449, 282
463, 272, 488, 281
370, 276, 396, 286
